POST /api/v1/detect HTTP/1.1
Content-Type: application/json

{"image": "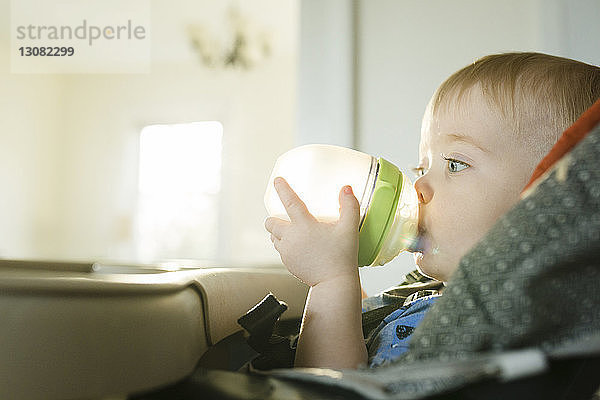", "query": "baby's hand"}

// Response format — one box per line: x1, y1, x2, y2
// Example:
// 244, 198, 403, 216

264, 177, 360, 287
